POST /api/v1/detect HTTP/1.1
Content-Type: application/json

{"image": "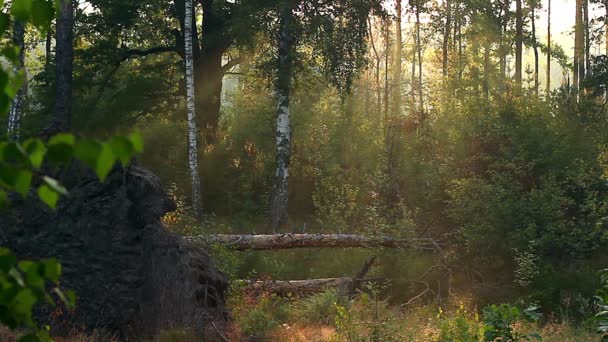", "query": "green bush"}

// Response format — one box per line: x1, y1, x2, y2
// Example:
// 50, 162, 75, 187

294, 288, 346, 325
